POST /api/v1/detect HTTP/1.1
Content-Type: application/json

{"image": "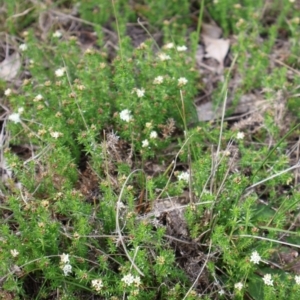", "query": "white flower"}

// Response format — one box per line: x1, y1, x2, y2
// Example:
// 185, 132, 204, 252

84, 48, 94, 55
218, 289, 225, 295
177, 171, 190, 182
55, 68, 65, 77
18, 107, 24, 114
34, 94, 43, 102
142, 139, 149, 148
223, 150, 231, 156
236, 132, 245, 140
19, 43, 28, 51
153, 76, 164, 84
150, 131, 158, 139
131, 289, 140, 296
8, 113, 21, 124
163, 42, 174, 49
178, 77, 188, 87
136, 88, 145, 98
62, 264, 72, 276
234, 282, 243, 291
158, 53, 171, 61
53, 30, 62, 38
137, 42, 147, 50
121, 274, 141, 287
60, 253, 70, 264
10, 249, 19, 257
50, 131, 63, 139
120, 109, 132, 122
91, 279, 103, 291
295, 275, 300, 285
177, 45, 188, 52
262, 274, 273, 286
4, 88, 12, 96
133, 276, 141, 287
121, 274, 135, 286
250, 250, 261, 264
